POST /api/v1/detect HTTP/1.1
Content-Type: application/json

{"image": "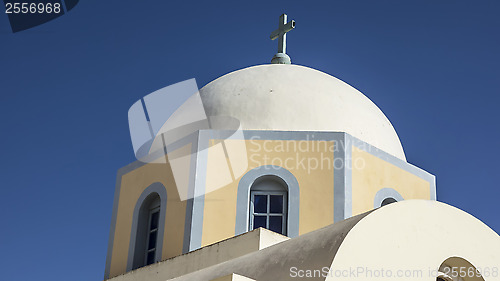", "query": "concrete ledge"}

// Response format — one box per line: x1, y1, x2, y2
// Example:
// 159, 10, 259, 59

107, 228, 288, 281
211, 273, 255, 281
